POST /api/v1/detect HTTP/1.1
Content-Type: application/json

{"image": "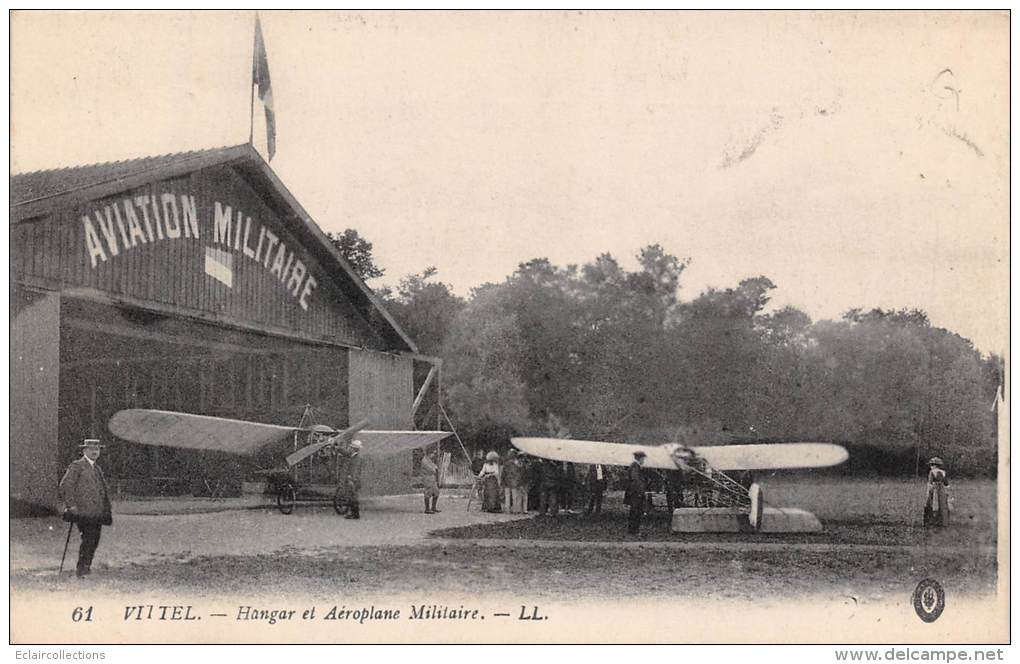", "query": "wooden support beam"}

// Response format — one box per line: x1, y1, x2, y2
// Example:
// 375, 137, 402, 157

401, 352, 443, 366
411, 364, 438, 418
